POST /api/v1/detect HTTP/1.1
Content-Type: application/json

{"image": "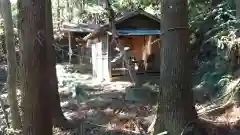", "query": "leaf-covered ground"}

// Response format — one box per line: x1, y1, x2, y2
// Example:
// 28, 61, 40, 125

0, 64, 240, 135
54, 64, 240, 135
55, 64, 158, 134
